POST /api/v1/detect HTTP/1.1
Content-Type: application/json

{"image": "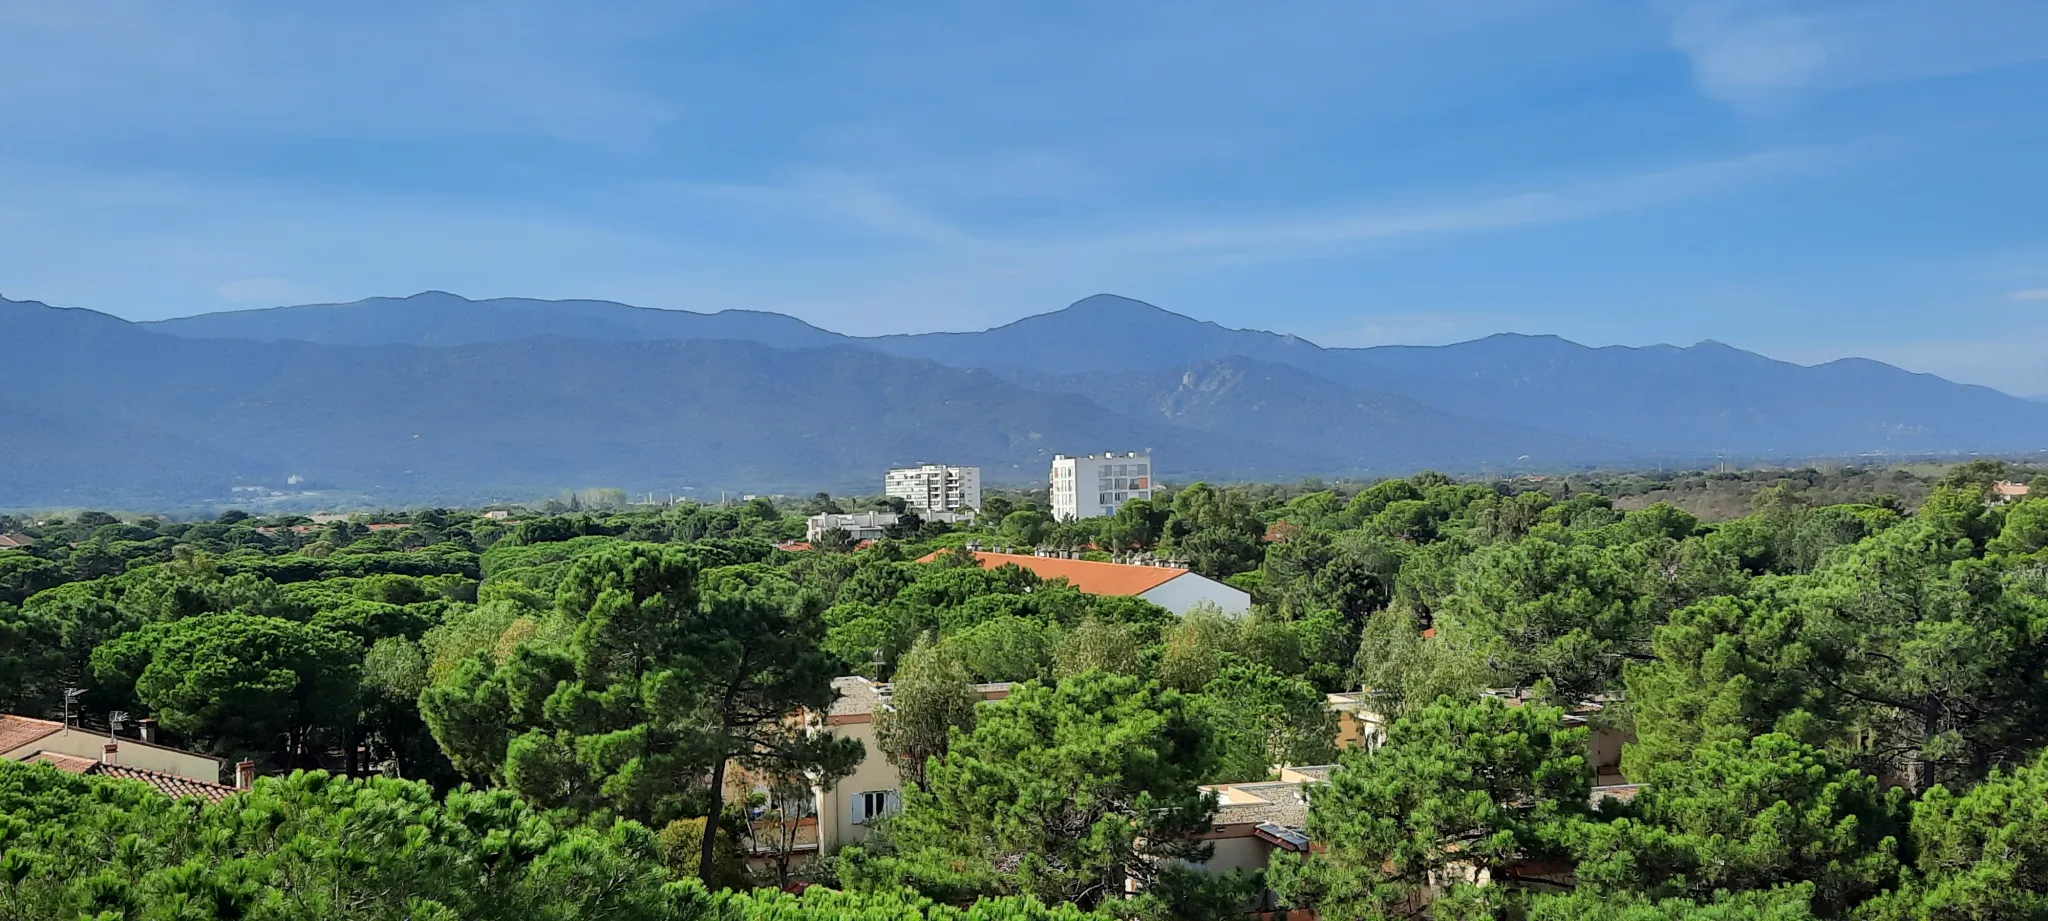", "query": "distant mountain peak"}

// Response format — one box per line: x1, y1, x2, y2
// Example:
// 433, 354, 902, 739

1033, 293, 1203, 326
